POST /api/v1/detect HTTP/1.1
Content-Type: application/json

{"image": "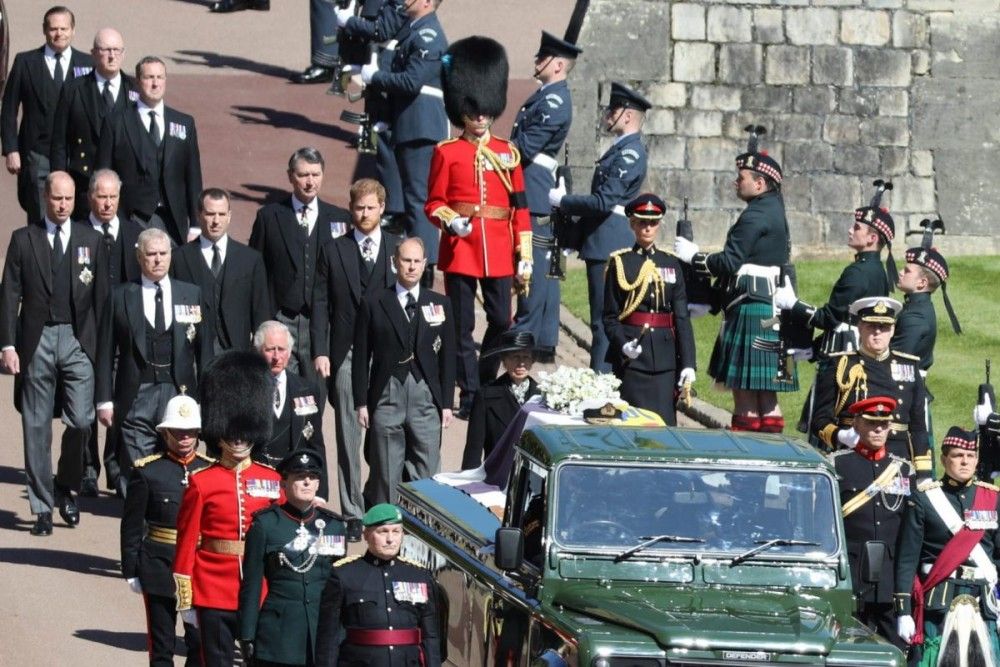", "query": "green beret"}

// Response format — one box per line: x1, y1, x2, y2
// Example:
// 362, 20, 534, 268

363, 503, 403, 527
